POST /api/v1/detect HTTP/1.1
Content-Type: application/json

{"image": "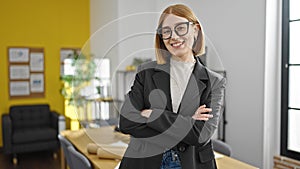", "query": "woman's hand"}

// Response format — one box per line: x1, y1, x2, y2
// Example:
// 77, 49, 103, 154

141, 109, 153, 118
192, 105, 213, 121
